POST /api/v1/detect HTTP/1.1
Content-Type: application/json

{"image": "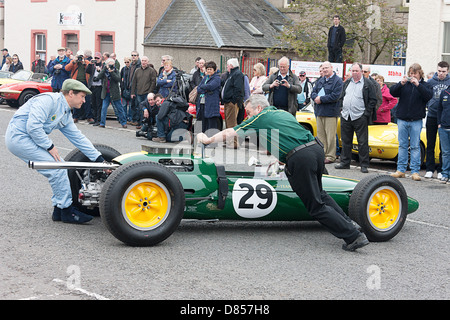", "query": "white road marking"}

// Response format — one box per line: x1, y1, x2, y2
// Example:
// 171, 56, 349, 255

52, 278, 110, 300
